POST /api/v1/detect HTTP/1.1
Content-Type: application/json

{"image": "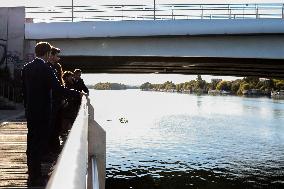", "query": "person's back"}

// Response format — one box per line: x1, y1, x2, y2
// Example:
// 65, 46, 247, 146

23, 58, 53, 121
